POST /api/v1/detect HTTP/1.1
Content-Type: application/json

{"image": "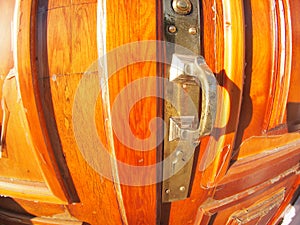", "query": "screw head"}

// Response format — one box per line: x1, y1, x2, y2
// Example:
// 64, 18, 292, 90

172, 0, 192, 15
179, 186, 186, 192
168, 25, 177, 33
165, 189, 171, 194
189, 27, 197, 35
